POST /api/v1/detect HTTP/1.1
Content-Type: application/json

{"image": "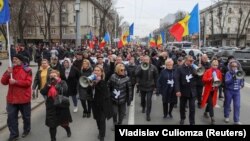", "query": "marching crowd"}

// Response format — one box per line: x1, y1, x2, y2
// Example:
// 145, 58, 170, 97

1, 43, 245, 141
